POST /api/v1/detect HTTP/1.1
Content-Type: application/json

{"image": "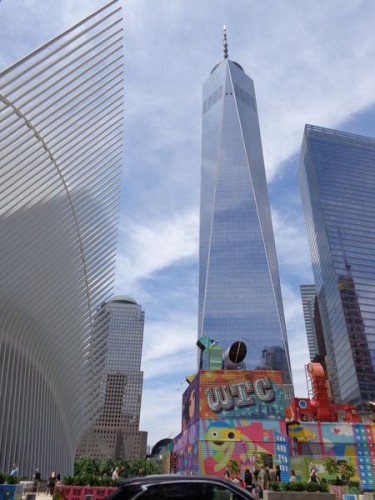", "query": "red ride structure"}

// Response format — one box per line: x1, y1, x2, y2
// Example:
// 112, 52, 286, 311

286, 362, 361, 423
